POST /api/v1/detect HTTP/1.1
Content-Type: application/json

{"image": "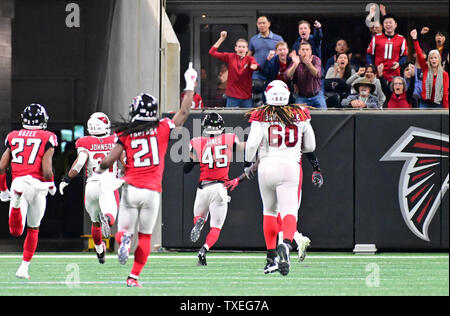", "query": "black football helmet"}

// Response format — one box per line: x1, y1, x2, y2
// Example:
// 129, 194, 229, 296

202, 112, 225, 135
21, 104, 49, 130
129, 93, 158, 122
